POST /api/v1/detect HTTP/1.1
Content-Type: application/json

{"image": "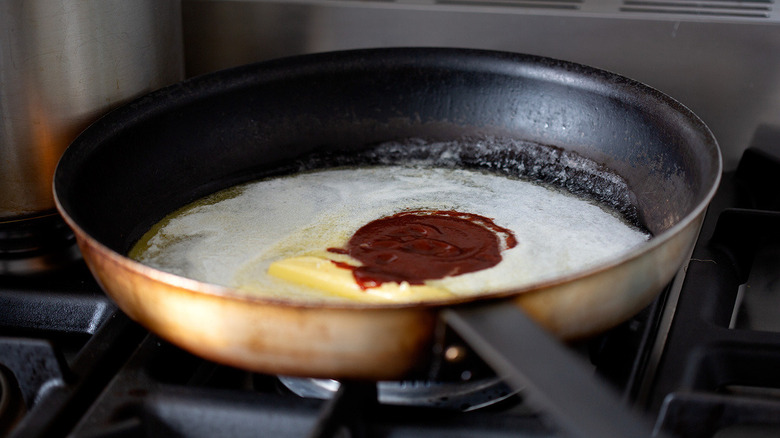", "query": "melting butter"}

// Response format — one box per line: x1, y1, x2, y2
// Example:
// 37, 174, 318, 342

130, 166, 650, 303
